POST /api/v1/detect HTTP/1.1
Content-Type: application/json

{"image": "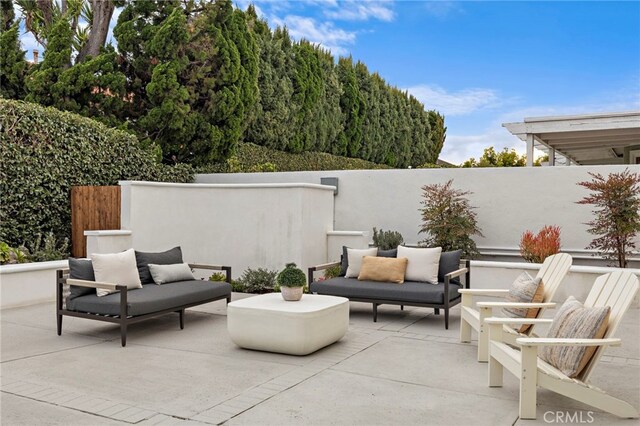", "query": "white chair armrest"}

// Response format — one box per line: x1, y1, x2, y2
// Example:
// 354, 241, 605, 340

477, 301, 556, 309
445, 268, 468, 279
458, 289, 509, 297
188, 263, 228, 271
483, 317, 553, 325
67, 278, 120, 291
516, 337, 621, 347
